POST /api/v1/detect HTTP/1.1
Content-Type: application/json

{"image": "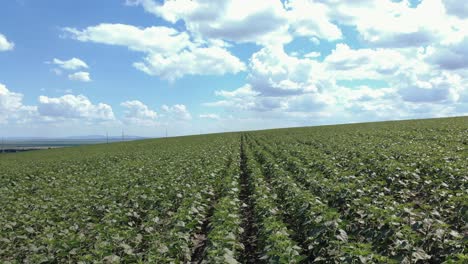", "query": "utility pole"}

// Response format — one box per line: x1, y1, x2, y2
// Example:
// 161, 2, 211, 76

106, 132, 109, 144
